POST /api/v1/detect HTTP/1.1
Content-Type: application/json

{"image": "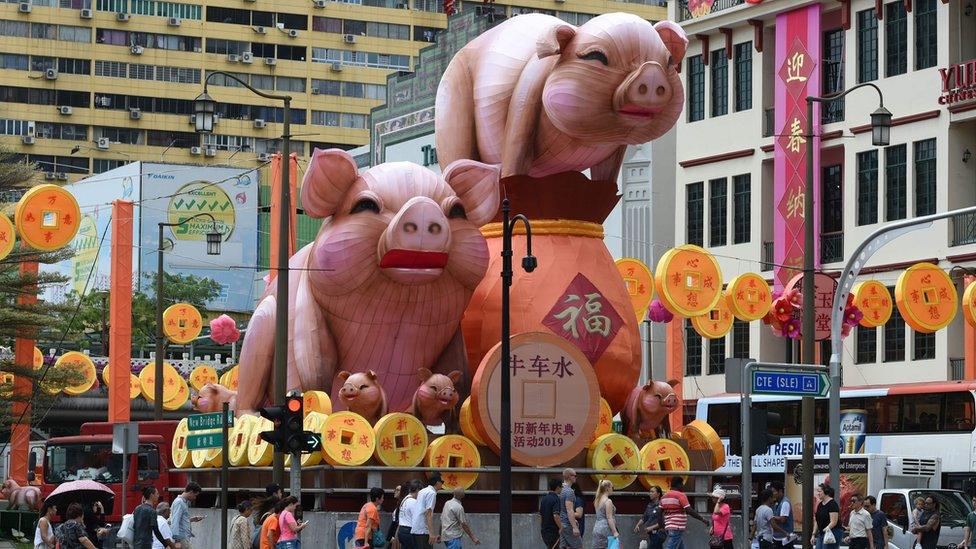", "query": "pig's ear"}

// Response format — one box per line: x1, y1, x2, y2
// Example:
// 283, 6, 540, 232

536, 24, 576, 59
336, 370, 351, 382
442, 160, 500, 227
417, 368, 433, 382
302, 148, 360, 219
655, 21, 688, 68
667, 379, 680, 388
366, 370, 378, 381
447, 370, 462, 383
